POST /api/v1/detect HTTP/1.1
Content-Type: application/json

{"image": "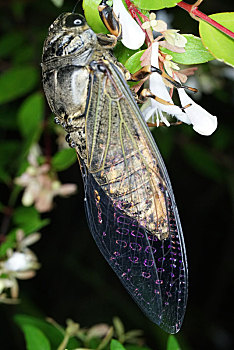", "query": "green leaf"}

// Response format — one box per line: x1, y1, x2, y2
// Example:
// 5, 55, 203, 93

125, 50, 145, 73
51, 0, 64, 7
125, 346, 151, 350
52, 148, 77, 171
13, 206, 49, 234
0, 141, 20, 167
83, 0, 110, 33
0, 32, 24, 59
20, 324, 51, 350
199, 12, 234, 67
113, 43, 140, 66
167, 335, 181, 350
160, 35, 215, 64
0, 105, 19, 130
13, 45, 34, 65
0, 140, 21, 179
0, 229, 17, 258
17, 92, 44, 140
110, 339, 127, 350
0, 66, 38, 104
14, 314, 80, 349
133, 0, 179, 10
